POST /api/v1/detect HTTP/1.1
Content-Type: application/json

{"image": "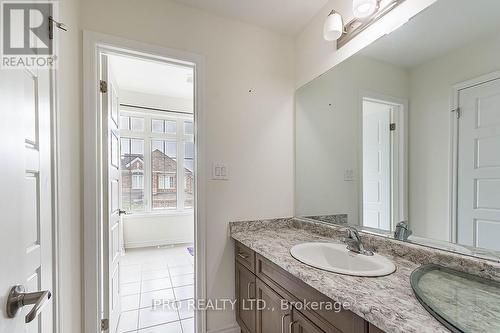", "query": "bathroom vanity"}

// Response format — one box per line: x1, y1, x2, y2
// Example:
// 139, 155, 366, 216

230, 218, 500, 333
234, 241, 371, 333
